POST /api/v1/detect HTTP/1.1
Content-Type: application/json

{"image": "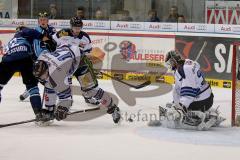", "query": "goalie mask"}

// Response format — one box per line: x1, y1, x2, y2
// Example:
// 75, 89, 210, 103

165, 50, 184, 71
33, 60, 49, 82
